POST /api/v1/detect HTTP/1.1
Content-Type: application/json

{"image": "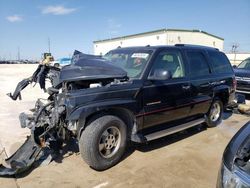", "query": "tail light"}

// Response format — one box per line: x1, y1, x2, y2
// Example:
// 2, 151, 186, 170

233, 77, 237, 90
